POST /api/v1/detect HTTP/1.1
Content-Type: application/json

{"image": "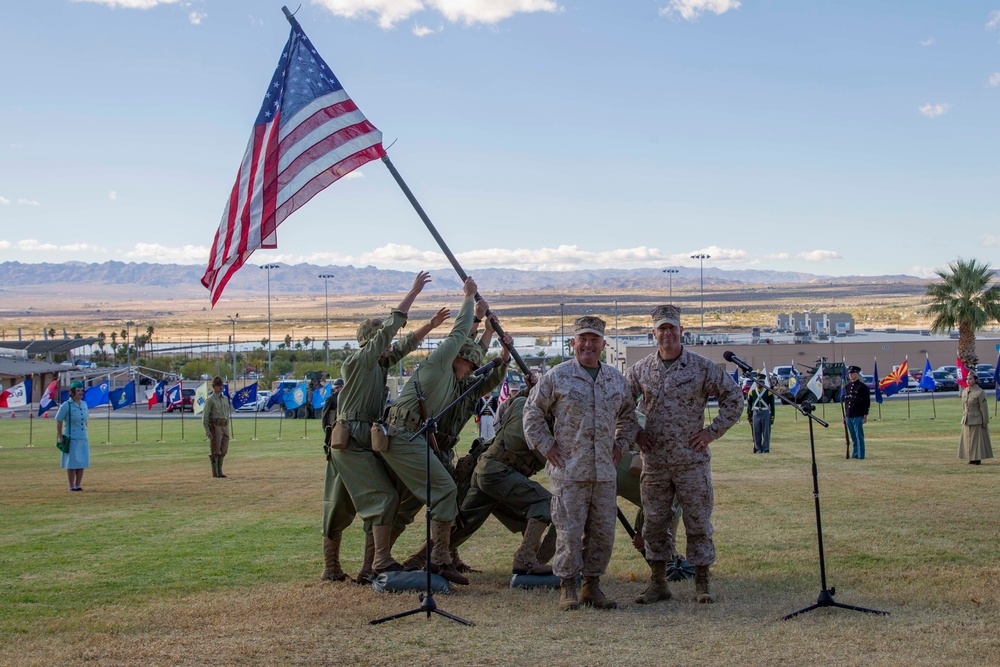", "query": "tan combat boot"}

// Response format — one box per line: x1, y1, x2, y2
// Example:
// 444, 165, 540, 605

634, 560, 672, 604
372, 525, 403, 574
321, 535, 348, 581
559, 577, 580, 611
580, 576, 618, 609
695, 564, 715, 603
353, 531, 375, 584
512, 518, 553, 575
429, 520, 469, 585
